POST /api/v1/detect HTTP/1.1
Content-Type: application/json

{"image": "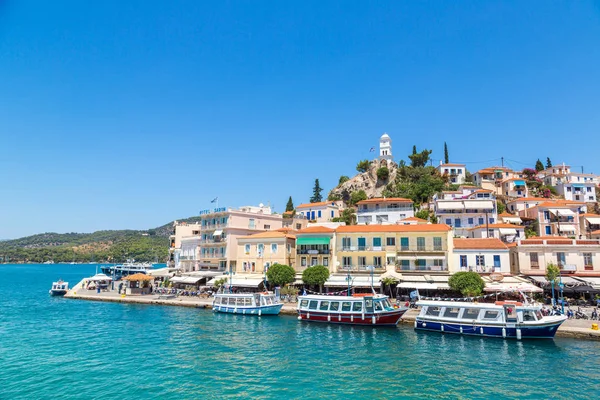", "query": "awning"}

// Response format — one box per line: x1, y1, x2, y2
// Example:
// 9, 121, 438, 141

498, 228, 517, 235
528, 276, 549, 286
585, 217, 600, 225
560, 277, 585, 287
558, 225, 576, 232
87, 273, 112, 281
213, 230, 223, 236
171, 276, 203, 284
574, 277, 600, 290
513, 180, 526, 186
549, 209, 576, 217
297, 237, 330, 245
324, 275, 381, 288
397, 282, 442, 290
208, 275, 265, 288
463, 200, 494, 210
436, 201, 464, 210
503, 217, 521, 224
484, 282, 542, 293
572, 183, 585, 188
